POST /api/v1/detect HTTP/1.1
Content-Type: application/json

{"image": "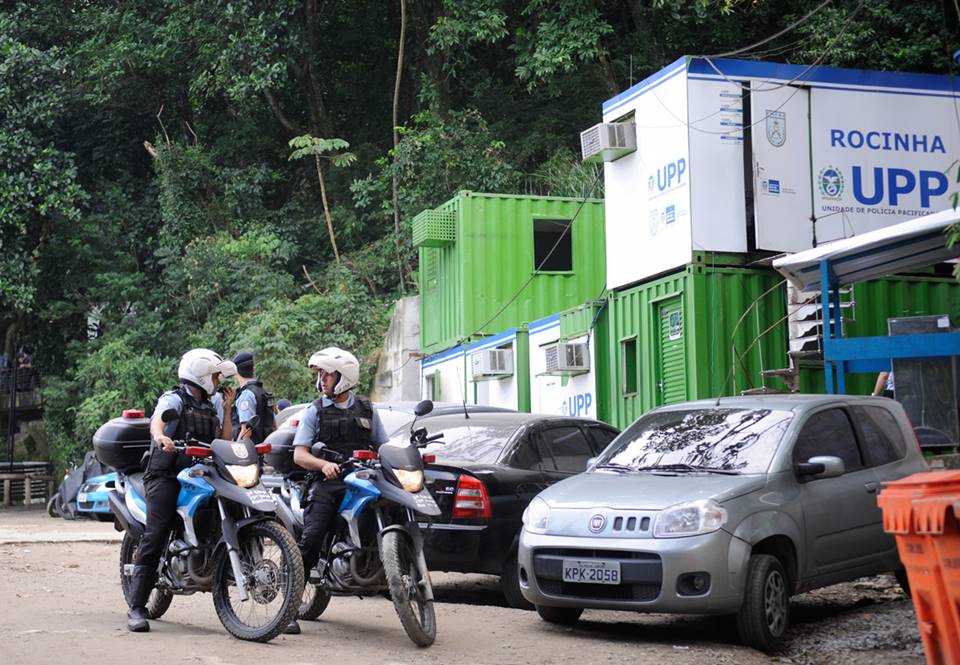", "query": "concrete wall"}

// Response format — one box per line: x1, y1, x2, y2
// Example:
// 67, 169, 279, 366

370, 296, 422, 402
